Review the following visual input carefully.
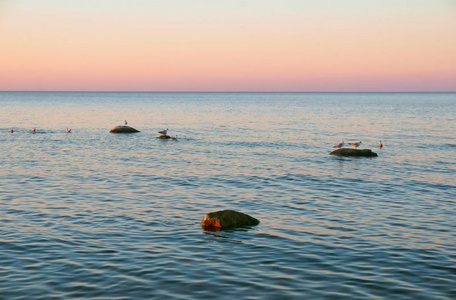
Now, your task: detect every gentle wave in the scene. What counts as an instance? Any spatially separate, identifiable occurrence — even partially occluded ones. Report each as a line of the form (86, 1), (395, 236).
(1, 92), (455, 299)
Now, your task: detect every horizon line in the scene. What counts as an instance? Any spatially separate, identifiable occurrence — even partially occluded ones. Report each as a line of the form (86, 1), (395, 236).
(1, 90), (455, 93)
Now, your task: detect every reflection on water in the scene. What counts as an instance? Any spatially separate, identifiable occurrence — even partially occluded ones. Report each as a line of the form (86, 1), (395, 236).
(0, 92), (455, 299)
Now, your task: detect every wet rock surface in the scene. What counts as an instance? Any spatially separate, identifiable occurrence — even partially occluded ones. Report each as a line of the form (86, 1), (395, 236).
(110, 125), (140, 133)
(201, 210), (260, 230)
(330, 148), (378, 157)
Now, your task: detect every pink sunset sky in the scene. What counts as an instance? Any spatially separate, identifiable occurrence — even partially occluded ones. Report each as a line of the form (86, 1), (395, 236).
(1, 0), (455, 92)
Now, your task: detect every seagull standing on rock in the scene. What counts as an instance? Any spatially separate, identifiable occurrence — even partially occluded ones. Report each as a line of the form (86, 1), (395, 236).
(333, 140), (344, 148)
(348, 141), (362, 148)
(158, 128), (168, 136)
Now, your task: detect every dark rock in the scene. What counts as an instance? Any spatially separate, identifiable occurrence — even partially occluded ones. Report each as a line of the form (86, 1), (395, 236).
(330, 148), (378, 157)
(110, 125), (140, 133)
(201, 210), (260, 230)
(157, 135), (171, 139)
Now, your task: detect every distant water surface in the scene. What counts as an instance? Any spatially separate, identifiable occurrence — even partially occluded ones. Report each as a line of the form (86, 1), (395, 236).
(0, 92), (455, 299)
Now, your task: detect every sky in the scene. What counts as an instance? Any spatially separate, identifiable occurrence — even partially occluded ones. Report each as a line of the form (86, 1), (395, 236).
(1, 0), (455, 92)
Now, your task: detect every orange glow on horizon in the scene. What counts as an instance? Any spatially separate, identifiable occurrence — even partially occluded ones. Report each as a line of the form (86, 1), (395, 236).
(1, 1), (455, 91)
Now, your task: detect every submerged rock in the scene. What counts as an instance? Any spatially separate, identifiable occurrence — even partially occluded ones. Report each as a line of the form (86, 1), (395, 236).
(330, 148), (378, 157)
(157, 135), (171, 139)
(110, 125), (140, 133)
(201, 210), (260, 230)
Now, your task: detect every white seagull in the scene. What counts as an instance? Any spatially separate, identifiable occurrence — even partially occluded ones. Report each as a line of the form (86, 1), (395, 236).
(348, 141), (362, 148)
(378, 141), (383, 148)
(333, 139), (344, 148)
(158, 128), (168, 136)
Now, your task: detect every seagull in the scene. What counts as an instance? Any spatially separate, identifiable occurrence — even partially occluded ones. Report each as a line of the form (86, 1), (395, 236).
(10, 127), (13, 133)
(66, 128), (72, 133)
(31, 128), (36, 133)
(124, 120), (128, 125)
(348, 141), (362, 148)
(333, 140), (344, 148)
(170, 135), (178, 141)
(378, 141), (383, 148)
(158, 128), (168, 136)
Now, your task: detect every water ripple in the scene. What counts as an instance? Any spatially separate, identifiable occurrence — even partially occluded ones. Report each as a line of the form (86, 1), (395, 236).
(1, 92), (455, 299)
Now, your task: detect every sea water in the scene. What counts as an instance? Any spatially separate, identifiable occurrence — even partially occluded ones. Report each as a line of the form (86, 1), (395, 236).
(0, 92), (455, 299)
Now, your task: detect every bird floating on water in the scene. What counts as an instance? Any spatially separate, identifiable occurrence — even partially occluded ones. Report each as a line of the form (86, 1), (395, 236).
(66, 128), (72, 133)
(170, 135), (178, 141)
(124, 120), (128, 125)
(378, 141), (383, 148)
(10, 127), (13, 133)
(348, 141), (362, 148)
(31, 128), (36, 133)
(333, 140), (344, 148)
(158, 128), (168, 136)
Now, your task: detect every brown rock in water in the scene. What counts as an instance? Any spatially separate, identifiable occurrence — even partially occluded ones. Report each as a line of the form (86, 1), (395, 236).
(201, 210), (260, 230)
(110, 125), (140, 133)
(157, 135), (171, 139)
(330, 148), (378, 157)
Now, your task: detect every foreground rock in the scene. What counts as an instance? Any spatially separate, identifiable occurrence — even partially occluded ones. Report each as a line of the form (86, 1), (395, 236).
(201, 210), (260, 230)
(330, 148), (378, 157)
(110, 125), (140, 133)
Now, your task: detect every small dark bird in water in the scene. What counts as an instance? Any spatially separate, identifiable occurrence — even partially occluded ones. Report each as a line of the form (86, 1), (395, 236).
(66, 128), (72, 133)
(31, 128), (36, 133)
(378, 141), (383, 148)
(124, 120), (128, 125)
(10, 127), (13, 133)
(170, 135), (178, 141)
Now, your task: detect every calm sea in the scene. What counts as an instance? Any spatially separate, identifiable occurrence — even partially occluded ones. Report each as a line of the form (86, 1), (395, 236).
(0, 92), (455, 299)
